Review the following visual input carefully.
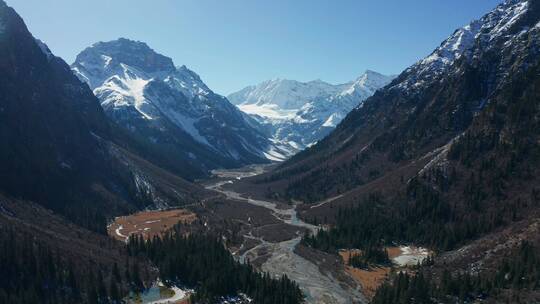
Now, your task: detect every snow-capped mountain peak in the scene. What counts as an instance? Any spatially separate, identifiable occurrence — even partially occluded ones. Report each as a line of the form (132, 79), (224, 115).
(397, 0), (530, 91)
(72, 38), (209, 97)
(72, 39), (217, 119)
(165, 65), (211, 99)
(338, 70), (395, 99)
(355, 70), (393, 90)
(229, 71), (395, 150)
(72, 38), (279, 166)
(76, 38), (176, 73)
(230, 78), (339, 110)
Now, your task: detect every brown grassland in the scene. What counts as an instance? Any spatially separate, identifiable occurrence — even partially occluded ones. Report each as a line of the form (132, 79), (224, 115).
(338, 247), (403, 298)
(108, 209), (197, 242)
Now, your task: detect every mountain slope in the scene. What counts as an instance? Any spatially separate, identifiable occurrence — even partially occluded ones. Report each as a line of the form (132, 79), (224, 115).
(72, 39), (282, 170)
(242, 0), (540, 256)
(247, 1), (540, 301)
(228, 71), (394, 150)
(0, 2), (208, 232)
(0, 192), (156, 304)
(254, 0), (539, 203)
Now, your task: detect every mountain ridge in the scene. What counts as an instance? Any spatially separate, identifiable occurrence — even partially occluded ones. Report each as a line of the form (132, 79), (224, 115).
(72, 38), (289, 172)
(235, 0), (540, 252)
(228, 71), (395, 150)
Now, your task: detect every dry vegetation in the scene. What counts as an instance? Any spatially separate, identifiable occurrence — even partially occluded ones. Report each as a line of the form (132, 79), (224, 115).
(338, 247), (425, 298)
(108, 209), (197, 242)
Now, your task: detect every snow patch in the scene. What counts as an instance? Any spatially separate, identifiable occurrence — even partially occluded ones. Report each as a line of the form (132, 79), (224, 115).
(417, 133), (463, 177)
(100, 54), (112, 67)
(123, 75), (153, 119)
(263, 151), (285, 162)
(146, 282), (190, 304)
(95, 66), (154, 120)
(392, 246), (430, 267)
(322, 113), (341, 127)
(59, 161), (72, 169)
(115, 225), (128, 239)
(167, 111), (210, 146)
(238, 103), (298, 121)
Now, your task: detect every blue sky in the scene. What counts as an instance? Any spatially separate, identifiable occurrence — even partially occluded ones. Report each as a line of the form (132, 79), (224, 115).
(7, 0), (501, 95)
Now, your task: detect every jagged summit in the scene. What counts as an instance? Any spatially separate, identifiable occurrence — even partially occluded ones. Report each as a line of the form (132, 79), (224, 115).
(228, 70), (394, 149)
(72, 38), (283, 166)
(75, 38), (175, 73)
(396, 0), (532, 91)
(354, 70), (393, 88)
(230, 78), (339, 109)
(335, 70), (395, 101)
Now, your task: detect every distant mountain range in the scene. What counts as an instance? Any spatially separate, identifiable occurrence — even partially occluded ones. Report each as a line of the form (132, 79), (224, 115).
(228, 71), (394, 150)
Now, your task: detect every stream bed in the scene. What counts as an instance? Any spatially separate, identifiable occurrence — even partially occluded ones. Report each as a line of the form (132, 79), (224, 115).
(206, 166), (366, 304)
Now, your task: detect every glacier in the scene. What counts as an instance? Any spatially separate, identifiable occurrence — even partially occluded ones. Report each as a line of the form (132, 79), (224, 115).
(228, 70), (395, 150)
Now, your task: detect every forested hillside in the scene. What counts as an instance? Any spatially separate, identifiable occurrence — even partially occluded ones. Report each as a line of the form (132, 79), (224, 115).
(128, 229), (304, 304)
(0, 196), (154, 304)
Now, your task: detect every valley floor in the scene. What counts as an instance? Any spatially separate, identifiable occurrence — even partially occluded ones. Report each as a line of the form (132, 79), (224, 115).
(108, 164), (435, 304)
(205, 165), (366, 304)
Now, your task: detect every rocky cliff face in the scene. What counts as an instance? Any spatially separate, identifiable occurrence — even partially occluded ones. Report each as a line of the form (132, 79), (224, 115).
(72, 39), (287, 167)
